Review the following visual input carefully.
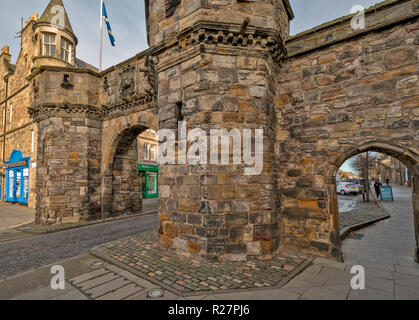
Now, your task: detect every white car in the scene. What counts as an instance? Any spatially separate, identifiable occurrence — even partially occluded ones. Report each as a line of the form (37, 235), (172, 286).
(337, 182), (362, 195)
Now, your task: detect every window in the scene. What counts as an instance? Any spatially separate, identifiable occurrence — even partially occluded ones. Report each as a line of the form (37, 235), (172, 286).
(31, 131), (35, 153)
(176, 102), (183, 122)
(143, 143), (149, 160)
(60, 38), (72, 63)
(150, 145), (156, 161)
(43, 34), (56, 57)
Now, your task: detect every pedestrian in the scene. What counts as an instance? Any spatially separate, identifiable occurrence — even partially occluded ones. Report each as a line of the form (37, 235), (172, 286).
(386, 178), (390, 186)
(374, 179), (382, 200)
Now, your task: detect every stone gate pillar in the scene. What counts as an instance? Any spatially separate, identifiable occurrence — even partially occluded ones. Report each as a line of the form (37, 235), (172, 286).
(147, 0), (294, 260)
(413, 174), (419, 263)
(30, 106), (102, 224)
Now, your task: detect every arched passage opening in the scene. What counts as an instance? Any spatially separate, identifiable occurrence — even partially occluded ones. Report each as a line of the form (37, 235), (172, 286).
(101, 124), (159, 219)
(329, 142), (419, 264)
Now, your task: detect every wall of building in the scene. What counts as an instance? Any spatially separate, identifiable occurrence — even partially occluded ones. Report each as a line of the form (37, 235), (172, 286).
(274, 2), (419, 258)
(0, 21), (38, 208)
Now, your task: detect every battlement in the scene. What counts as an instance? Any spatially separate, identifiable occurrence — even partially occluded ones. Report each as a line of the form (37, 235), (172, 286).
(146, 0), (293, 47)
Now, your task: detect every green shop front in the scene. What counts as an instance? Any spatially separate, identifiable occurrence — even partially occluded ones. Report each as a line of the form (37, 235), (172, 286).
(137, 163), (158, 199)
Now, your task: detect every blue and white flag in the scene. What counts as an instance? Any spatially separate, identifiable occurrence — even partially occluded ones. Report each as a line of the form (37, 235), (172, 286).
(102, 1), (116, 46)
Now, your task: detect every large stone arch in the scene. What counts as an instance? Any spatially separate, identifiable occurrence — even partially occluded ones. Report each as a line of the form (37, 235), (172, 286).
(100, 109), (158, 219)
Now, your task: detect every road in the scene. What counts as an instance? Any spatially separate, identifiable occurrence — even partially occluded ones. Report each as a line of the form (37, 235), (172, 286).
(0, 213), (158, 279)
(338, 194), (358, 213)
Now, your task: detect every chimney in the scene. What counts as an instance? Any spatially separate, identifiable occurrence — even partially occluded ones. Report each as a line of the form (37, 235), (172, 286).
(0, 46), (11, 63)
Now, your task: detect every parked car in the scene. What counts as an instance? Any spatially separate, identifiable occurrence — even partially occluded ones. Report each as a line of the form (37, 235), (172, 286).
(337, 182), (362, 195)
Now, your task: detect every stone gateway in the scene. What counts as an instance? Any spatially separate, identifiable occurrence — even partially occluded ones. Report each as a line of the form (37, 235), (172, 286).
(0, 0), (418, 263)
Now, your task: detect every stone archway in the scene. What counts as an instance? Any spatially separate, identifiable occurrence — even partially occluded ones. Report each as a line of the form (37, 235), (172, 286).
(328, 141), (419, 263)
(100, 110), (159, 220)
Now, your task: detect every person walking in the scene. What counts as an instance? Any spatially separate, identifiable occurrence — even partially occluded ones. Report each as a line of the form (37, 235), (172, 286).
(374, 179), (382, 200)
(386, 178), (390, 186)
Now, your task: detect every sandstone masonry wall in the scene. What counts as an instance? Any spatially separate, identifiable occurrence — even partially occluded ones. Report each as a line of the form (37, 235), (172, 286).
(276, 7), (419, 259)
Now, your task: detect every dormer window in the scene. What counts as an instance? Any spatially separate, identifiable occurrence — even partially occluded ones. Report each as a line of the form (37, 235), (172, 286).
(42, 34), (56, 57)
(60, 38), (72, 63)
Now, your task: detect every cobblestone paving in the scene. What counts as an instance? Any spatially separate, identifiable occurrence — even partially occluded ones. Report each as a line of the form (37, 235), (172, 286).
(92, 232), (312, 296)
(339, 196), (389, 230)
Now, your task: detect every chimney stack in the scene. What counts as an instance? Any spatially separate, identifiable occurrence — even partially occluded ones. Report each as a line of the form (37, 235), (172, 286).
(0, 46), (11, 63)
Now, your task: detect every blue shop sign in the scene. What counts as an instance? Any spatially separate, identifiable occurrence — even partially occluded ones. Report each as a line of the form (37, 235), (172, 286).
(5, 150), (30, 204)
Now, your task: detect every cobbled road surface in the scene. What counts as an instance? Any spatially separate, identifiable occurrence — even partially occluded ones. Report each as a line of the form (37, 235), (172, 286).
(0, 214), (158, 279)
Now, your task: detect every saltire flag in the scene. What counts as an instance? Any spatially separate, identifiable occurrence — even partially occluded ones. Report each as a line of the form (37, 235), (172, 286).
(102, 1), (116, 46)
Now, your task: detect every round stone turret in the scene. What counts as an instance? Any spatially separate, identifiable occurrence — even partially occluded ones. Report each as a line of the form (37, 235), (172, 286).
(33, 0), (77, 69)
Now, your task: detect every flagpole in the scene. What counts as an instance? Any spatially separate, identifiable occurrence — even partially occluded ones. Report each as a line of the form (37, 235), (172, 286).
(99, 0), (104, 72)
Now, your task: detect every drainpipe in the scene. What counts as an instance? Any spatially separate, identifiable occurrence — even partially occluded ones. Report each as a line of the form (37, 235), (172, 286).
(2, 74), (9, 202)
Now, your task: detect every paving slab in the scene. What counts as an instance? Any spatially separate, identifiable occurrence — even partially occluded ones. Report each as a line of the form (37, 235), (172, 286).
(11, 283), (74, 300)
(395, 284), (419, 300)
(96, 283), (145, 300)
(347, 287), (394, 300)
(50, 289), (89, 300)
(299, 286), (349, 300)
(85, 278), (132, 299)
(213, 288), (300, 300)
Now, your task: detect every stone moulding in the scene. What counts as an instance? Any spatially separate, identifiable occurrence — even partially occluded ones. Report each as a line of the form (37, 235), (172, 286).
(28, 94), (156, 123)
(155, 22), (288, 72)
(28, 103), (102, 122)
(101, 94), (155, 119)
(176, 21), (288, 64)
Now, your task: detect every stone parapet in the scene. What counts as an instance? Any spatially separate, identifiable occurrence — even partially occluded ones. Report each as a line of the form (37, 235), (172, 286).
(287, 0), (419, 57)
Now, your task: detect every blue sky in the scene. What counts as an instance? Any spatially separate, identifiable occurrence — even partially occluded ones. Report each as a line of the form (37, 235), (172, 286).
(1, 0), (381, 69)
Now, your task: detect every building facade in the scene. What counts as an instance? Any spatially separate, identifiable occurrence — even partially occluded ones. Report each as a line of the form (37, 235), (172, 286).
(380, 155), (412, 186)
(137, 130), (159, 199)
(1, 0), (418, 262)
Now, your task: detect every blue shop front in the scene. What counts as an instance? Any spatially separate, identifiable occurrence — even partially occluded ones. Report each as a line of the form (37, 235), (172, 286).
(4, 150), (30, 204)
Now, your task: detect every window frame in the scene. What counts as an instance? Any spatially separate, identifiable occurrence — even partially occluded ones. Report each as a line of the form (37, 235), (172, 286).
(42, 33), (57, 58)
(150, 145), (156, 161)
(60, 37), (72, 63)
(143, 143), (149, 161)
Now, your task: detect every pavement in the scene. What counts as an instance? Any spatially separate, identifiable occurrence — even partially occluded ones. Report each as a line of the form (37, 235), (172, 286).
(1, 185), (418, 300)
(0, 202), (34, 232)
(339, 193), (390, 236)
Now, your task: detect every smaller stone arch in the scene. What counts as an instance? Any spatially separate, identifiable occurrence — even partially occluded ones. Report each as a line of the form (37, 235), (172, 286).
(100, 110), (159, 219)
(329, 141), (419, 177)
(328, 141), (419, 263)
